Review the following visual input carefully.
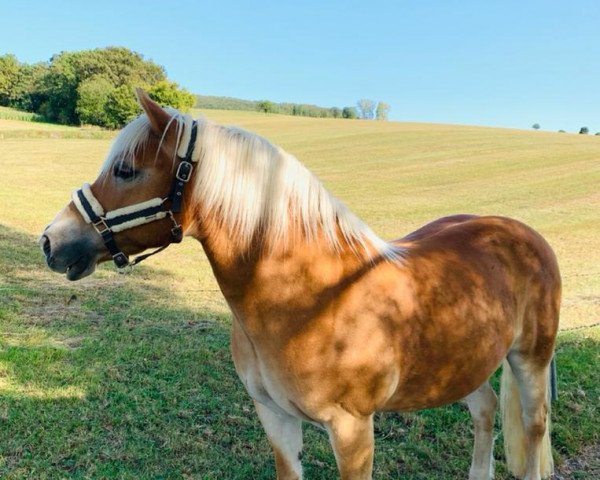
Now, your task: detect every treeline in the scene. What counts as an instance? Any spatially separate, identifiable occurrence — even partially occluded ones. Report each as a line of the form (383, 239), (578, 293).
(0, 47), (195, 128)
(196, 95), (391, 120)
(196, 95), (358, 118)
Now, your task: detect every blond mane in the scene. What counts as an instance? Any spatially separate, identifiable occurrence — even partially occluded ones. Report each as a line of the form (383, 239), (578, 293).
(103, 110), (403, 261)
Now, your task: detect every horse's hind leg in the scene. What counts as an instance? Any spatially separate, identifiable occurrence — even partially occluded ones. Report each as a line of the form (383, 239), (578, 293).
(326, 410), (374, 480)
(464, 381), (497, 480)
(254, 401), (303, 480)
(504, 353), (553, 480)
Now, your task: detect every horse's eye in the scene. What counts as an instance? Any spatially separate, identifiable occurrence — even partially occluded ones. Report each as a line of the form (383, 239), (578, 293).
(113, 163), (138, 180)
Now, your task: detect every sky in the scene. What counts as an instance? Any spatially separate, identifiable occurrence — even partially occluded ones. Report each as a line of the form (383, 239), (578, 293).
(1, 0), (599, 132)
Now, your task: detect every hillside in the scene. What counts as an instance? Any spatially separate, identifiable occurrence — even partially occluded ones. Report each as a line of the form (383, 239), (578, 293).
(2, 108), (599, 329)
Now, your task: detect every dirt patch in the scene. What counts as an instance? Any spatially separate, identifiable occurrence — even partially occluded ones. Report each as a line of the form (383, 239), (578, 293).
(22, 293), (104, 327)
(553, 444), (600, 479)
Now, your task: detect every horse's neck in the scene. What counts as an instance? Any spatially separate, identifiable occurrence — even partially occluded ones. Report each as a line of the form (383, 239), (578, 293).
(192, 215), (365, 321)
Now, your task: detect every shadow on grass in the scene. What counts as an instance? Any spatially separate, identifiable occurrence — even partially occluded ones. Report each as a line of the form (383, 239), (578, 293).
(0, 224), (598, 479)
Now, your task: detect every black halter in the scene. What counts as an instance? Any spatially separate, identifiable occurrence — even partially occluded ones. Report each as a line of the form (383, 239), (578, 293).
(73, 121), (198, 271)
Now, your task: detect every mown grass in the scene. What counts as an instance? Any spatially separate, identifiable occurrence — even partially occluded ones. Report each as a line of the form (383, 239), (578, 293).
(0, 111), (599, 478)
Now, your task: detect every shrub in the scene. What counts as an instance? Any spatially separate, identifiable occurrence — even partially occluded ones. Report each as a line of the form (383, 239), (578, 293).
(104, 85), (139, 129)
(149, 80), (195, 111)
(257, 100), (275, 114)
(342, 107), (358, 119)
(76, 76), (113, 126)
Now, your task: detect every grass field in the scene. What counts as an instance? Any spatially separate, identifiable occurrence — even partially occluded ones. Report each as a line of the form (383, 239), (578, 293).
(0, 109), (598, 478)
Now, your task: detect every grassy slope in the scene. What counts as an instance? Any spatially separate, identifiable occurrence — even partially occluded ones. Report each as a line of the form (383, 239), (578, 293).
(0, 111), (598, 478)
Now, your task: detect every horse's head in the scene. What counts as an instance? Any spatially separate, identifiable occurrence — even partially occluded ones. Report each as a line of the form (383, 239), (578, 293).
(40, 89), (197, 280)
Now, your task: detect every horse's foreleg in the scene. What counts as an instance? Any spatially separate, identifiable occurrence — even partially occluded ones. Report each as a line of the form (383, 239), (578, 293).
(326, 411), (374, 480)
(464, 381), (497, 480)
(254, 401), (303, 480)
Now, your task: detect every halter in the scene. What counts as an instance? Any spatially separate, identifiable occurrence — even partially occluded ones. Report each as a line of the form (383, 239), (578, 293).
(72, 119), (198, 271)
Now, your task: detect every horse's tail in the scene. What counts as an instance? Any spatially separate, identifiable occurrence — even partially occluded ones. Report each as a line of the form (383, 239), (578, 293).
(500, 359), (554, 479)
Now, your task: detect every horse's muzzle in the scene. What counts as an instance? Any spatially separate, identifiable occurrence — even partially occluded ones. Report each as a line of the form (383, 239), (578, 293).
(39, 233), (98, 281)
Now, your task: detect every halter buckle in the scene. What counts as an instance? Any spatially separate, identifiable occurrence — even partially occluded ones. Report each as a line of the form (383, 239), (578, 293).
(171, 225), (183, 243)
(93, 218), (110, 235)
(167, 211), (183, 243)
(112, 252), (129, 269)
(175, 161), (193, 183)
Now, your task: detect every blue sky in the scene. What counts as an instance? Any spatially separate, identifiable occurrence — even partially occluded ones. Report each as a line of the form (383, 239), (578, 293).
(2, 1), (599, 132)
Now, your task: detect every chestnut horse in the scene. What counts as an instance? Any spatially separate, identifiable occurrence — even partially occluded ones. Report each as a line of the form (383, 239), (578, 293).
(41, 90), (560, 480)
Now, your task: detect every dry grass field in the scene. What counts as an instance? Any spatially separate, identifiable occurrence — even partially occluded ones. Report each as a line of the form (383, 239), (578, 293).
(0, 110), (598, 478)
(3, 108), (598, 328)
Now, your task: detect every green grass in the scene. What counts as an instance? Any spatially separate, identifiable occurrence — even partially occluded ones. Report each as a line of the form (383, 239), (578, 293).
(0, 106), (45, 123)
(0, 111), (599, 478)
(0, 106), (114, 140)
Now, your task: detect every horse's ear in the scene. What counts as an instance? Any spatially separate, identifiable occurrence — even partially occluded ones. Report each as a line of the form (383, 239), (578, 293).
(136, 88), (171, 136)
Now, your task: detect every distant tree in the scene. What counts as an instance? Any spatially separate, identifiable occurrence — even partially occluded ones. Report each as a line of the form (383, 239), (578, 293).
(37, 47), (167, 125)
(149, 80), (195, 111)
(532, 123), (540, 130)
(0, 57), (49, 112)
(596, 132), (600, 136)
(0, 54), (20, 106)
(76, 75), (113, 126)
(558, 129), (566, 133)
(104, 84), (140, 129)
(330, 107), (342, 118)
(579, 126), (589, 134)
(357, 99), (375, 119)
(342, 106), (358, 119)
(13, 62), (48, 112)
(257, 100), (275, 114)
(376, 102), (391, 121)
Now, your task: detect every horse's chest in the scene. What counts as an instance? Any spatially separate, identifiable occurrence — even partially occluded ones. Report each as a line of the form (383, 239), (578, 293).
(230, 318), (304, 419)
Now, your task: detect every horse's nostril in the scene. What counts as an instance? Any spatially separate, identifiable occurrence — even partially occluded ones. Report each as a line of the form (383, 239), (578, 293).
(42, 235), (51, 257)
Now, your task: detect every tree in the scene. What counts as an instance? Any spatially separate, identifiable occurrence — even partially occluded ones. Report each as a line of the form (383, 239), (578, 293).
(342, 106), (358, 119)
(40, 47), (168, 125)
(257, 100), (275, 114)
(357, 99), (375, 119)
(532, 123), (540, 130)
(0, 56), (48, 112)
(376, 102), (390, 121)
(104, 84), (140, 129)
(579, 127), (589, 134)
(0, 47), (194, 128)
(330, 107), (342, 118)
(76, 76), (113, 126)
(0, 54), (20, 106)
(149, 80), (195, 111)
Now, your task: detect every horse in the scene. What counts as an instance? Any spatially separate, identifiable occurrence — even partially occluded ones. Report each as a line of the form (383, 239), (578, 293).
(40, 89), (560, 480)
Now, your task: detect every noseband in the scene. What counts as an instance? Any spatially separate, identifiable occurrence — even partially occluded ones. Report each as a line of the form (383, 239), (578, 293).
(72, 119), (198, 271)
